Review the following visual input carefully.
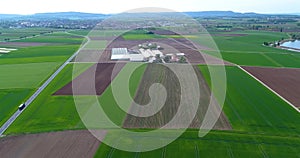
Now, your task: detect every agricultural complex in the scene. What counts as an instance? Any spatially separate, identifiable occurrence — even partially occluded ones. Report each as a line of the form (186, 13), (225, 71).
(0, 10), (300, 158)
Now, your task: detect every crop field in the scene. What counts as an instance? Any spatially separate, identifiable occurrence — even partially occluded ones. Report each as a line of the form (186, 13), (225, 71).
(200, 66), (300, 135)
(4, 62), (146, 134)
(93, 65), (300, 157)
(3, 63), (92, 134)
(123, 64), (231, 130)
(243, 66), (300, 109)
(0, 45), (81, 64)
(0, 28), (62, 41)
(0, 30), (85, 128)
(16, 32), (84, 44)
(0, 62), (61, 88)
(54, 63), (126, 95)
(0, 130), (100, 158)
(201, 31), (300, 68)
(1, 26), (300, 158)
(95, 130), (300, 158)
(0, 89), (33, 126)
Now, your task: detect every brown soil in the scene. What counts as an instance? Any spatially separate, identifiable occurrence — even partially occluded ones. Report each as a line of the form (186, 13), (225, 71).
(122, 64), (232, 130)
(243, 66), (300, 108)
(54, 63), (125, 95)
(0, 130), (100, 158)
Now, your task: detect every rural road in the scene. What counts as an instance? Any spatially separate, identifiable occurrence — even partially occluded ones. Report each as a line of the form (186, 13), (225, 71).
(0, 35), (90, 136)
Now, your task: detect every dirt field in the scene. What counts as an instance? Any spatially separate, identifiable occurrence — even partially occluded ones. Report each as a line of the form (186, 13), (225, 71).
(0, 130), (100, 158)
(54, 63), (125, 95)
(243, 66), (300, 108)
(122, 64), (232, 130)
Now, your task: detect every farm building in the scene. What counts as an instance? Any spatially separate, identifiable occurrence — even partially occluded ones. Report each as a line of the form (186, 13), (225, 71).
(129, 54), (145, 62)
(111, 48), (145, 62)
(111, 48), (130, 60)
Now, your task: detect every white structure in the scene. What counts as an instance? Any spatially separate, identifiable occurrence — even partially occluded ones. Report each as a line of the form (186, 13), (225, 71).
(111, 48), (145, 62)
(129, 54), (145, 62)
(176, 53), (185, 57)
(139, 49), (163, 58)
(111, 48), (130, 60)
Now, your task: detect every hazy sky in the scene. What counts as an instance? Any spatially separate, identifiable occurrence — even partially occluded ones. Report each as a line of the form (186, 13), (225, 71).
(0, 0), (299, 14)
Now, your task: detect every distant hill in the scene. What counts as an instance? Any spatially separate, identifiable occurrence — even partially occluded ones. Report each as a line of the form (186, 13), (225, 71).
(184, 11), (267, 17)
(0, 14), (22, 19)
(0, 11), (299, 20)
(30, 12), (108, 20)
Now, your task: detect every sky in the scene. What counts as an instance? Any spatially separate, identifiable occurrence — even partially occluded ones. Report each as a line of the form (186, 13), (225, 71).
(0, 0), (299, 15)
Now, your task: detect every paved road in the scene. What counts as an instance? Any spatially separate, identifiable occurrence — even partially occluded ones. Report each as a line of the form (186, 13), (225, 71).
(0, 36), (89, 136)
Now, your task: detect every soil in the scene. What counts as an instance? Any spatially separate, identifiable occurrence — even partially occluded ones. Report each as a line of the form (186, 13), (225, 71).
(54, 63), (125, 95)
(0, 130), (100, 158)
(122, 64), (232, 130)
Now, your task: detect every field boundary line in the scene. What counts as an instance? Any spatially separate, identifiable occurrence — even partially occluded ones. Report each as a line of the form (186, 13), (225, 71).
(238, 66), (300, 113)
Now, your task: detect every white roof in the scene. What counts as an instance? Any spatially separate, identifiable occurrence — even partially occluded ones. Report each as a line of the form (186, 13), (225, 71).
(130, 54), (144, 61)
(112, 48), (128, 55)
(111, 48), (129, 60)
(176, 53), (185, 56)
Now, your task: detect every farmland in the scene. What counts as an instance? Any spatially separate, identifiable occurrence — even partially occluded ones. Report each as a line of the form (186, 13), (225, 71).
(243, 66), (300, 109)
(1, 13), (300, 158)
(0, 130), (100, 158)
(4, 62), (147, 134)
(0, 29), (85, 128)
(93, 65), (300, 157)
(123, 64), (231, 130)
(202, 31), (300, 68)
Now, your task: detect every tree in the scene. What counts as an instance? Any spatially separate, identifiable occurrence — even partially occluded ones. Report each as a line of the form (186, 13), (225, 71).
(154, 54), (162, 63)
(263, 42), (269, 46)
(164, 56), (171, 63)
(179, 57), (187, 63)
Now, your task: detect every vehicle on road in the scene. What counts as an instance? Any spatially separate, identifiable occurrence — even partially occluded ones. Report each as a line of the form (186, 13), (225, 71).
(18, 103), (25, 111)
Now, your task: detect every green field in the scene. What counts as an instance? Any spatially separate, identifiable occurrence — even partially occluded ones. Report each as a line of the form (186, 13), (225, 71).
(16, 32), (83, 44)
(200, 66), (300, 135)
(201, 31), (300, 68)
(93, 65), (300, 157)
(4, 63), (147, 134)
(95, 130), (300, 158)
(0, 89), (33, 126)
(0, 45), (80, 64)
(0, 30), (84, 127)
(0, 62), (62, 89)
(1, 27), (300, 157)
(0, 28), (62, 41)
(122, 29), (164, 40)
